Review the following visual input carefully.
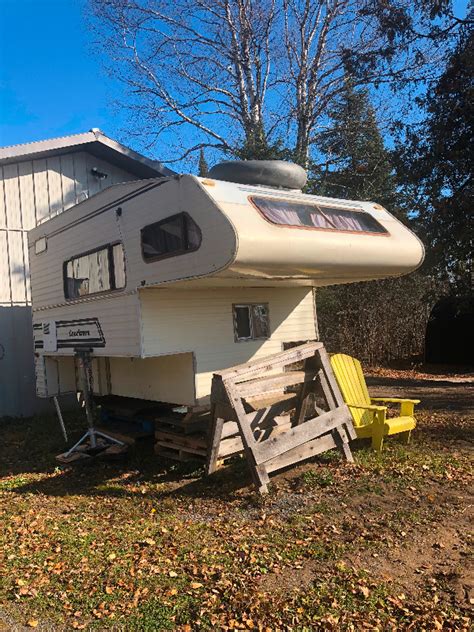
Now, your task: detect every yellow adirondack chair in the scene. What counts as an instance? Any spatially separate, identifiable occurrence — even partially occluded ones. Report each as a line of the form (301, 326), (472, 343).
(330, 353), (420, 453)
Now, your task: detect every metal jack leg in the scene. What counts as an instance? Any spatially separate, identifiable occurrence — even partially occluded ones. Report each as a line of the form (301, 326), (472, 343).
(65, 350), (125, 458)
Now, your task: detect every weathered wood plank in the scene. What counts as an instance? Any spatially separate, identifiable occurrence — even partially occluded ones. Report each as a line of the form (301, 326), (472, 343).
(332, 425), (354, 463)
(252, 406), (350, 465)
(206, 404), (225, 475)
(218, 435), (244, 458)
(225, 379), (270, 491)
(265, 433), (338, 473)
(245, 391), (296, 411)
(237, 371), (317, 397)
(208, 343), (354, 493)
(319, 368), (336, 409)
(156, 440), (207, 457)
(217, 342), (323, 381)
(318, 347), (345, 407)
(154, 430), (208, 450)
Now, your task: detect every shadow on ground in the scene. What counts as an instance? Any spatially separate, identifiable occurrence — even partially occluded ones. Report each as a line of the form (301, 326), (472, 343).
(366, 376), (474, 413)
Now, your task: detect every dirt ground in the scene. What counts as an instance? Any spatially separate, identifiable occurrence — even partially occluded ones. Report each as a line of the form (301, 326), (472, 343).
(366, 370), (474, 415)
(0, 368), (472, 630)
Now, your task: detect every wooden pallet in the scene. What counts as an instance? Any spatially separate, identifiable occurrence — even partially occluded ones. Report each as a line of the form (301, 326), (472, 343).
(206, 342), (356, 493)
(153, 406), (211, 461)
(154, 428), (208, 461)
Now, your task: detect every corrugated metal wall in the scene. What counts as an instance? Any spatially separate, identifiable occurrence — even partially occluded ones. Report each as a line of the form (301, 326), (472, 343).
(0, 151), (136, 417)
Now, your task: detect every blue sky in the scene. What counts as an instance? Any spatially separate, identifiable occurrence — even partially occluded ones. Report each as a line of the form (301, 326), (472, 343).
(0, 0), (469, 165)
(0, 0), (126, 149)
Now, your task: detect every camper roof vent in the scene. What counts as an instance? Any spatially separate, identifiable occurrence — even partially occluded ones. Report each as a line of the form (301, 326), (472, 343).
(208, 160), (307, 190)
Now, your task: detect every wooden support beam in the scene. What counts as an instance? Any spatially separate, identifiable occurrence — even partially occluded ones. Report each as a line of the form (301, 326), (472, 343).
(218, 342), (324, 381)
(206, 403), (225, 475)
(237, 371), (317, 397)
(252, 406), (349, 466)
(265, 433), (338, 473)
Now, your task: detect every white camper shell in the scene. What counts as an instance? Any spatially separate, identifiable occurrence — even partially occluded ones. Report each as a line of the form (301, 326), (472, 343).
(28, 173), (424, 406)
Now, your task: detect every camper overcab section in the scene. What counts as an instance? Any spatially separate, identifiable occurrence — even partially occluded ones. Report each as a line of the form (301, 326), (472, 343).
(28, 166), (424, 407)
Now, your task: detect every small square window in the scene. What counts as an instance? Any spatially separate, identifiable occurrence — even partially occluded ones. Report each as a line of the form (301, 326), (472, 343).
(233, 303), (269, 341)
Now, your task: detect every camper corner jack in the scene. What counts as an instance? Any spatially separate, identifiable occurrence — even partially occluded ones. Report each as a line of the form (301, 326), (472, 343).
(64, 349), (125, 458)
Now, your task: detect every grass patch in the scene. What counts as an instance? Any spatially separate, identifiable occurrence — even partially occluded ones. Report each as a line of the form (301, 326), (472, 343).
(0, 407), (472, 629)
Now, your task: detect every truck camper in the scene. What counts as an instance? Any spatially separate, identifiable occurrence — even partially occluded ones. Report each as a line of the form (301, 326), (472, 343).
(28, 160), (424, 409)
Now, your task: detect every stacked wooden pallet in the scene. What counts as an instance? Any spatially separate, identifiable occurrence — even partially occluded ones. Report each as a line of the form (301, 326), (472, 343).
(153, 396), (298, 463)
(154, 408), (210, 461)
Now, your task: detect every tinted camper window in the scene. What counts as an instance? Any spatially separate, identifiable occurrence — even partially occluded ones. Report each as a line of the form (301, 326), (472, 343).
(251, 197), (388, 234)
(141, 212), (201, 262)
(64, 243), (126, 299)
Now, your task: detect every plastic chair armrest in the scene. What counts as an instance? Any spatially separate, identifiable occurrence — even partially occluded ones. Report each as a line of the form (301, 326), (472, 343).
(351, 403), (387, 412)
(371, 398), (420, 404)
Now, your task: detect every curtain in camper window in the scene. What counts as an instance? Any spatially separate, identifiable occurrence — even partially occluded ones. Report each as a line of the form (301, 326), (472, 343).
(252, 197), (388, 234)
(112, 243), (126, 289)
(67, 248), (110, 297)
(308, 210), (333, 229)
(252, 304), (269, 338)
(320, 207), (380, 232)
(64, 243), (126, 299)
(256, 201), (304, 226)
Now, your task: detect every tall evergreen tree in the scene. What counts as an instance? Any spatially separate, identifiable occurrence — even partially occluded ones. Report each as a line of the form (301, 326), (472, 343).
(311, 77), (434, 362)
(398, 27), (473, 293)
(311, 78), (398, 213)
(198, 149), (209, 177)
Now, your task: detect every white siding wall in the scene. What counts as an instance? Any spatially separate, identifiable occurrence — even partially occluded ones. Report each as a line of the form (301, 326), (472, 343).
(140, 287), (317, 403)
(32, 292), (141, 358)
(0, 151), (137, 417)
(109, 354), (196, 404)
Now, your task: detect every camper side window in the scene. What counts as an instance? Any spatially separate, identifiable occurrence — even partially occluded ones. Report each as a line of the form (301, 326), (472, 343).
(233, 304), (269, 341)
(64, 243), (126, 299)
(251, 197), (388, 234)
(141, 212), (202, 262)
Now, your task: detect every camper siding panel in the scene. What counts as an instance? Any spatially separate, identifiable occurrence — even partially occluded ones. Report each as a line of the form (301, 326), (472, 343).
(108, 354), (195, 404)
(140, 287), (317, 402)
(119, 177), (236, 290)
(29, 210), (125, 309)
(32, 293), (141, 358)
(35, 356), (48, 397)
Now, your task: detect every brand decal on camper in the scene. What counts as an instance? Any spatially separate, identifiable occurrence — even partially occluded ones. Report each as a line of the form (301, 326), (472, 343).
(68, 328), (91, 337)
(33, 318), (106, 349)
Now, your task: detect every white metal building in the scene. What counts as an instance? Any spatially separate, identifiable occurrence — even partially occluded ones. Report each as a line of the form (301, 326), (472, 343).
(0, 130), (170, 417)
